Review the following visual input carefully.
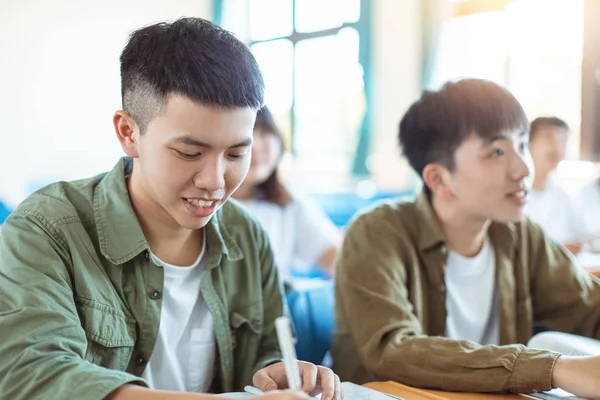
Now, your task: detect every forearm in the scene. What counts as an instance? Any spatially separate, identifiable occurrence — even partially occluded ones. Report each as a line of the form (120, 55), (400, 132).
(106, 385), (223, 400)
(360, 335), (559, 393)
(316, 245), (338, 277)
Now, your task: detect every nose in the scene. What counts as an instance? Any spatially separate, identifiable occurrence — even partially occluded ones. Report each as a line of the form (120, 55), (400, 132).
(193, 156), (225, 194)
(511, 150), (532, 182)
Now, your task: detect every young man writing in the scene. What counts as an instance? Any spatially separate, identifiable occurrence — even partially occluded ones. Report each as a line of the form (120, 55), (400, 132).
(333, 79), (600, 398)
(0, 18), (341, 400)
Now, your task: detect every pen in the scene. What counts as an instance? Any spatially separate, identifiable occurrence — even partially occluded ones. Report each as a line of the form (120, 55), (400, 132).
(275, 316), (303, 391)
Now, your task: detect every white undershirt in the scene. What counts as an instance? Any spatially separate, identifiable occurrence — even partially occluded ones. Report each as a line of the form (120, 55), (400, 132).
(525, 177), (582, 243)
(142, 236), (216, 392)
(445, 237), (499, 345)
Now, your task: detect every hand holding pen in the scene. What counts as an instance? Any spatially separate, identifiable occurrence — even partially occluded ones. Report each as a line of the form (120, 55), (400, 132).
(249, 317), (342, 400)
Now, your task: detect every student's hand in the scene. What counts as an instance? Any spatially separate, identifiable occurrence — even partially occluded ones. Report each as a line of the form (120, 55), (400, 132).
(250, 390), (310, 400)
(552, 355), (600, 397)
(253, 361), (342, 400)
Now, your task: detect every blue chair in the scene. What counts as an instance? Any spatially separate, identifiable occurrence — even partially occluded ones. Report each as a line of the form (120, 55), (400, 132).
(286, 280), (335, 365)
(0, 201), (11, 225)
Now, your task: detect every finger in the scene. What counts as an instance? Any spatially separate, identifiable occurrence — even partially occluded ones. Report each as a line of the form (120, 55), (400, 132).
(299, 362), (318, 394)
(315, 366), (336, 400)
(253, 368), (279, 392)
(333, 373), (342, 400)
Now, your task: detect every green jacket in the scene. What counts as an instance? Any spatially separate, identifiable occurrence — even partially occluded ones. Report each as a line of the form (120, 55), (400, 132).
(333, 190), (600, 394)
(0, 158), (284, 400)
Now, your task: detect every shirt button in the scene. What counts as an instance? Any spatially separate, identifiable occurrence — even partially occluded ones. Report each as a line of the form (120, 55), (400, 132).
(150, 289), (161, 300)
(136, 355), (146, 366)
(144, 251), (150, 260)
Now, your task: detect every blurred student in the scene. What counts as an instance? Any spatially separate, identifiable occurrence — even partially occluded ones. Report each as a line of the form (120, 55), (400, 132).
(524, 117), (583, 252)
(333, 79), (600, 398)
(233, 107), (340, 281)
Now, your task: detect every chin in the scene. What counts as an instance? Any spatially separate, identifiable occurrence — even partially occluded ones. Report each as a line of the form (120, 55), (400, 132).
(493, 212), (524, 224)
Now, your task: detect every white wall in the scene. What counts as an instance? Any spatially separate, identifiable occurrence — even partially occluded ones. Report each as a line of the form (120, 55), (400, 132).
(0, 0), (212, 206)
(368, 0), (421, 191)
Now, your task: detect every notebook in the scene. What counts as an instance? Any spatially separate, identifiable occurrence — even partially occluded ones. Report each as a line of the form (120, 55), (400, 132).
(522, 388), (599, 400)
(218, 381), (404, 400)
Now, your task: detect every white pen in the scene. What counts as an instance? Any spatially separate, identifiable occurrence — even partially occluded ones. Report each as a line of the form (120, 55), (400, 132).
(275, 316), (303, 391)
(244, 385), (264, 396)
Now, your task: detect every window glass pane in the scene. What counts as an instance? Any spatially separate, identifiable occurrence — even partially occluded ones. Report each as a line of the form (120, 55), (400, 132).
(294, 28), (364, 165)
(505, 0), (583, 159)
(251, 39), (294, 141)
(430, 11), (508, 88)
(251, 39), (294, 111)
(249, 0), (293, 41)
(295, 0), (361, 33)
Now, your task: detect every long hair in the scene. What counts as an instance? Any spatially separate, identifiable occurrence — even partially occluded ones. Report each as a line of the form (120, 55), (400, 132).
(254, 107), (292, 206)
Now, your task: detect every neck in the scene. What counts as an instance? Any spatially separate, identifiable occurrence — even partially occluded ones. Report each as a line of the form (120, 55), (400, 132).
(533, 172), (549, 191)
(127, 169), (203, 265)
(432, 196), (490, 257)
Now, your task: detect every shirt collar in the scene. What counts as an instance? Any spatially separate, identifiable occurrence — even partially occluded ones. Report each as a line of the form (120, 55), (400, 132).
(94, 157), (243, 265)
(414, 188), (517, 252)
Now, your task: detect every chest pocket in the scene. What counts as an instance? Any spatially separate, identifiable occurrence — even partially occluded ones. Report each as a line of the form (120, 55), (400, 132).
(76, 298), (137, 371)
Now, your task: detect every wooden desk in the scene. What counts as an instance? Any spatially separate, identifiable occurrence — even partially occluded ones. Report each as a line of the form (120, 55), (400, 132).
(364, 381), (524, 400)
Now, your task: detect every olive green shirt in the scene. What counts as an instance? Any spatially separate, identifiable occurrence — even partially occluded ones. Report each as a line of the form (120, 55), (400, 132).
(333, 190), (600, 394)
(0, 158), (284, 400)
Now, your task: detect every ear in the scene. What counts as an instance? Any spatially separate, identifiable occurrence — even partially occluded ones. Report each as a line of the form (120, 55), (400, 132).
(113, 110), (140, 158)
(422, 163), (454, 201)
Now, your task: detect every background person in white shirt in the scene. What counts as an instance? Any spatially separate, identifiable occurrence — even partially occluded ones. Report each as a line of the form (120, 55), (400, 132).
(575, 179), (600, 246)
(233, 107), (340, 281)
(524, 117), (583, 253)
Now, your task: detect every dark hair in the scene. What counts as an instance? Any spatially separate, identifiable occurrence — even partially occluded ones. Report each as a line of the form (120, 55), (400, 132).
(120, 17), (264, 133)
(529, 117), (569, 142)
(254, 106), (292, 206)
(399, 79), (528, 180)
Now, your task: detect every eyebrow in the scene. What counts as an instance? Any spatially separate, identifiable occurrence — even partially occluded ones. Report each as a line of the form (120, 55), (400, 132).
(481, 130), (528, 148)
(171, 135), (253, 149)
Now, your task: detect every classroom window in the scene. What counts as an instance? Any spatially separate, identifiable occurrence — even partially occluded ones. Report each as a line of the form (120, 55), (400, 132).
(219, 0), (370, 173)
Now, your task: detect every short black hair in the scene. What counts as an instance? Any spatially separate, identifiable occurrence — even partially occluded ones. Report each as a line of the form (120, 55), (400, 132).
(529, 117), (569, 142)
(399, 79), (528, 179)
(120, 17), (264, 133)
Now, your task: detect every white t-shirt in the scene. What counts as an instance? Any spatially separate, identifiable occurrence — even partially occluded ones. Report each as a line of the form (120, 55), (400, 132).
(575, 179), (600, 240)
(239, 191), (340, 280)
(142, 236), (216, 392)
(445, 237), (499, 345)
(524, 177), (582, 243)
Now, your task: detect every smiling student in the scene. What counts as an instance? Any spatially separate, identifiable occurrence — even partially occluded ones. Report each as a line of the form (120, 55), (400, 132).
(333, 79), (600, 398)
(0, 18), (341, 400)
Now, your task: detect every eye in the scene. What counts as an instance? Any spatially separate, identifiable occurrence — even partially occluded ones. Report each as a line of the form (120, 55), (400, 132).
(519, 142), (529, 153)
(175, 150), (200, 160)
(492, 148), (504, 157)
(227, 149), (250, 161)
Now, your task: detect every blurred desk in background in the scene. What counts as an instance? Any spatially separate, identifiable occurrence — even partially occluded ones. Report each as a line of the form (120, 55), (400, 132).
(578, 252), (600, 278)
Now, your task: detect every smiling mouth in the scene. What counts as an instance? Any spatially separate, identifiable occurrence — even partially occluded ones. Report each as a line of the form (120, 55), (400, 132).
(507, 190), (527, 199)
(186, 198), (218, 207)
